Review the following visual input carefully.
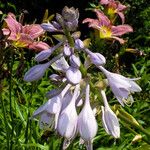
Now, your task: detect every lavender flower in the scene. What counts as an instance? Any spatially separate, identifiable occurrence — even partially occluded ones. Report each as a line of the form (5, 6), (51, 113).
(99, 66), (142, 106)
(57, 84), (80, 139)
(77, 84), (98, 146)
(101, 90), (120, 138)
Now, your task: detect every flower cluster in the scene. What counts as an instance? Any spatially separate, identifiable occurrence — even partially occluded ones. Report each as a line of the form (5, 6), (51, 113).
(24, 5), (141, 150)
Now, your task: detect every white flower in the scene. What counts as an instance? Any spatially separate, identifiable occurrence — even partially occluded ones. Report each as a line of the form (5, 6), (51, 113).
(100, 90), (120, 138)
(57, 84), (80, 139)
(24, 62), (50, 82)
(99, 66), (142, 106)
(77, 84), (98, 142)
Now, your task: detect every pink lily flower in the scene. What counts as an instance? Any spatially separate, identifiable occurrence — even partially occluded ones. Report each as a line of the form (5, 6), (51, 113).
(83, 10), (133, 44)
(2, 13), (50, 51)
(100, 0), (127, 24)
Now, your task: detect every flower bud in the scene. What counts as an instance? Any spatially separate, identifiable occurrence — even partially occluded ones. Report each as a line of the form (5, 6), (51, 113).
(100, 90), (120, 138)
(62, 6), (79, 22)
(35, 42), (62, 62)
(51, 56), (69, 72)
(56, 13), (64, 27)
(77, 84), (98, 141)
(57, 84), (80, 139)
(35, 49), (52, 62)
(75, 39), (84, 49)
(41, 23), (57, 32)
(101, 106), (120, 138)
(66, 67), (82, 85)
(24, 62), (50, 82)
(70, 54), (81, 68)
(63, 44), (71, 56)
(85, 49), (106, 66)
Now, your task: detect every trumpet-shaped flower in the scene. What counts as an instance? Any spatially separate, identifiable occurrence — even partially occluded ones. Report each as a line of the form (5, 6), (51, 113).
(100, 0), (127, 24)
(32, 84), (71, 129)
(101, 90), (120, 138)
(99, 66), (142, 106)
(2, 13), (49, 50)
(77, 84), (98, 143)
(57, 84), (80, 139)
(83, 10), (133, 44)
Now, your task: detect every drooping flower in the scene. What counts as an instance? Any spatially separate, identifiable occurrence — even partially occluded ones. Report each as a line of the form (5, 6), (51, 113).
(2, 12), (49, 50)
(83, 10), (133, 44)
(57, 84), (80, 139)
(100, 0), (127, 24)
(100, 90), (120, 138)
(99, 66), (142, 106)
(77, 84), (98, 148)
(31, 84), (71, 129)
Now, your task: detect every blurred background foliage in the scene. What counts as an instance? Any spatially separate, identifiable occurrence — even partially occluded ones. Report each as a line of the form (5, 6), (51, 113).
(0, 0), (150, 150)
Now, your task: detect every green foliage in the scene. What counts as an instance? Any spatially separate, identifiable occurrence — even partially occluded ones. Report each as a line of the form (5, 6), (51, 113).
(0, 0), (150, 150)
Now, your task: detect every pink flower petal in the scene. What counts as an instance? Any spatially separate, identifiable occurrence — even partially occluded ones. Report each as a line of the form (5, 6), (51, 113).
(112, 25), (133, 36)
(4, 13), (22, 34)
(22, 24), (44, 39)
(28, 41), (50, 51)
(94, 10), (111, 26)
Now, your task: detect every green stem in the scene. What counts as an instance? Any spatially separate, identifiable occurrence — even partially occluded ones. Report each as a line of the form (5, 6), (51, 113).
(63, 27), (74, 48)
(9, 49), (14, 150)
(0, 85), (10, 149)
(25, 82), (34, 148)
(118, 112), (150, 138)
(120, 121), (150, 144)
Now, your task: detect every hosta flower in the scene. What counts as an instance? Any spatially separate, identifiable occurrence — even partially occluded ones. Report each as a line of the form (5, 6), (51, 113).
(2, 13), (49, 50)
(100, 0), (127, 24)
(24, 62), (51, 82)
(62, 6), (79, 31)
(99, 66), (142, 106)
(83, 10), (133, 44)
(66, 67), (82, 85)
(77, 84), (98, 147)
(69, 54), (81, 68)
(57, 84), (80, 139)
(41, 21), (62, 32)
(101, 90), (120, 138)
(32, 84), (71, 129)
(51, 56), (69, 72)
(75, 39), (84, 49)
(85, 48), (106, 66)
(35, 42), (62, 62)
(63, 43), (72, 56)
